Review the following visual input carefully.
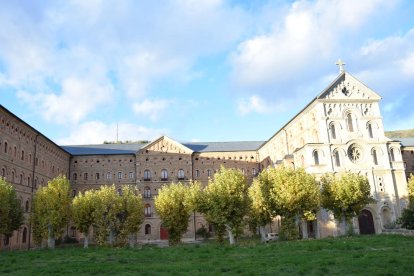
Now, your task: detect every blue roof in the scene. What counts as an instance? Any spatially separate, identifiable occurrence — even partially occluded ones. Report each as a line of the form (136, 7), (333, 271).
(61, 141), (265, 156)
(396, 138), (414, 147)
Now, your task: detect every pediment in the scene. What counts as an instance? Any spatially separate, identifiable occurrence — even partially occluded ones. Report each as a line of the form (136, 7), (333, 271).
(139, 135), (193, 154)
(318, 72), (381, 101)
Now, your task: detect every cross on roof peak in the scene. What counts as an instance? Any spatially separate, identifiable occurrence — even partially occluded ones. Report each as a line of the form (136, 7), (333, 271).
(335, 59), (346, 74)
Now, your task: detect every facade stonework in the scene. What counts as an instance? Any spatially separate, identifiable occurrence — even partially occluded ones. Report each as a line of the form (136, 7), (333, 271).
(0, 71), (411, 249)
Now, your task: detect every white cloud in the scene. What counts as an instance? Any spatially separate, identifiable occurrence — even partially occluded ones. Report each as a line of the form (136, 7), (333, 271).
(132, 98), (170, 121)
(57, 120), (166, 145)
(237, 95), (288, 116)
(17, 77), (113, 124)
(230, 0), (389, 91)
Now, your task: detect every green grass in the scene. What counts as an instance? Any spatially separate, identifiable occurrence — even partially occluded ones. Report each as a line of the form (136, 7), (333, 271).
(385, 128), (414, 139)
(1, 235), (413, 275)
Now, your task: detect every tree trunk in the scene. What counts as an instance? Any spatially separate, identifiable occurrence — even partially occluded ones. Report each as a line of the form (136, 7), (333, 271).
(47, 224), (55, 249)
(259, 225), (266, 241)
(83, 234), (89, 248)
(226, 225), (235, 245)
(128, 234), (135, 248)
(341, 211), (347, 236)
(301, 220), (308, 239)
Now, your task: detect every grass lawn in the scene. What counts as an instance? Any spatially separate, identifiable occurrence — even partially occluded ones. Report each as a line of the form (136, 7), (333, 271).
(1, 234), (413, 275)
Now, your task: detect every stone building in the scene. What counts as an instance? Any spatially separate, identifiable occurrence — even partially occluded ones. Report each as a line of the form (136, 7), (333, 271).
(0, 67), (410, 249)
(399, 138), (414, 179)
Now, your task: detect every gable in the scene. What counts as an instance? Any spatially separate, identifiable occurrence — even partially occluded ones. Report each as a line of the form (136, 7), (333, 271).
(318, 72), (382, 101)
(139, 135), (193, 154)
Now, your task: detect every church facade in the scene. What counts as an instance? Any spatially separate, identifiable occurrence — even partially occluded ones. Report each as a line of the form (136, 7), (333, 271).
(0, 70), (409, 249)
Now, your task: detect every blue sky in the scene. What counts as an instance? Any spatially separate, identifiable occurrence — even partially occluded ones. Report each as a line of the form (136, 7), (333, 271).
(1, 0), (414, 145)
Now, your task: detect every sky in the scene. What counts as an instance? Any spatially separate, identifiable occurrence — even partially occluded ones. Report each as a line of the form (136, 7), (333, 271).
(1, 0), (414, 145)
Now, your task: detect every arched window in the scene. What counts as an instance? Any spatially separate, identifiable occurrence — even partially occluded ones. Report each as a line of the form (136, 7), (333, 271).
(11, 171), (15, 183)
(22, 227), (27, 243)
(1, 167), (5, 178)
(334, 150), (341, 167)
(346, 113), (354, 132)
(144, 204), (151, 217)
(34, 178), (37, 189)
(19, 174), (23, 184)
(329, 124), (337, 139)
(390, 148), (396, 162)
(4, 142), (7, 153)
(144, 186), (151, 198)
(372, 148), (378, 165)
(73, 173), (77, 180)
(144, 170), (151, 181)
(145, 224), (151, 235)
(161, 169), (168, 181)
(25, 199), (29, 212)
(313, 151), (319, 165)
(27, 176), (31, 186)
(367, 122), (374, 138)
(178, 169), (185, 180)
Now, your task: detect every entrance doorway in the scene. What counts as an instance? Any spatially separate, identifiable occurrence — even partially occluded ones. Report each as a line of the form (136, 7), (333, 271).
(160, 225), (169, 240)
(358, 209), (375, 234)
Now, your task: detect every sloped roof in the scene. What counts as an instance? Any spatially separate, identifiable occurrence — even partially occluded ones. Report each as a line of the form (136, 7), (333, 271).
(396, 138), (414, 147)
(61, 141), (265, 156)
(183, 141), (265, 152)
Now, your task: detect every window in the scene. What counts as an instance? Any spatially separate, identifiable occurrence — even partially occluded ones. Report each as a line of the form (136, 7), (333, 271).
(161, 169), (168, 181)
(1, 167), (5, 178)
(195, 170), (200, 177)
(22, 227), (27, 243)
(329, 123), (337, 139)
(334, 150), (340, 167)
(129, 172), (134, 179)
(118, 172), (122, 179)
(4, 142), (7, 153)
(73, 173), (77, 180)
(207, 169), (211, 177)
(95, 173), (100, 180)
(252, 168), (256, 176)
(145, 224), (151, 235)
(178, 169), (185, 180)
(20, 174), (23, 184)
(144, 170), (151, 181)
(367, 123), (373, 138)
(106, 172), (111, 180)
(27, 176), (30, 186)
(144, 186), (151, 198)
(346, 113), (354, 132)
(144, 204), (151, 217)
(241, 168), (245, 174)
(372, 149), (378, 165)
(21, 150), (24, 160)
(390, 148), (396, 162)
(25, 200), (29, 212)
(313, 151), (319, 165)
(84, 173), (88, 180)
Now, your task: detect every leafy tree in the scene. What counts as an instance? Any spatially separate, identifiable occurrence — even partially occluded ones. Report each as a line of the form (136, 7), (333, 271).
(321, 172), (375, 235)
(31, 176), (71, 249)
(201, 167), (250, 245)
(407, 174), (414, 205)
(270, 167), (320, 239)
(117, 185), (144, 247)
(72, 190), (97, 248)
(0, 178), (24, 240)
(92, 185), (143, 246)
(248, 169), (279, 241)
(155, 182), (200, 245)
(399, 174), (414, 230)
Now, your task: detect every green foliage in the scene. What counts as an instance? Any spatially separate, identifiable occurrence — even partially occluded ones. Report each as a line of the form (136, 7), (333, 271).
(92, 185), (143, 246)
(279, 217), (300, 241)
(407, 174), (414, 205)
(321, 172), (375, 221)
(0, 178), (24, 238)
(155, 182), (197, 245)
(270, 167), (320, 220)
(195, 225), (210, 240)
(72, 190), (97, 236)
(31, 175), (71, 248)
(399, 206), (414, 230)
(201, 166), (250, 244)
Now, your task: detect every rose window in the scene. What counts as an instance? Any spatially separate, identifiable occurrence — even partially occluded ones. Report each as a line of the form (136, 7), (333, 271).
(348, 144), (363, 163)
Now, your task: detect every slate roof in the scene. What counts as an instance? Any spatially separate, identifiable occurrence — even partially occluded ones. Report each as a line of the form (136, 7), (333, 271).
(395, 138), (414, 147)
(62, 141), (265, 156)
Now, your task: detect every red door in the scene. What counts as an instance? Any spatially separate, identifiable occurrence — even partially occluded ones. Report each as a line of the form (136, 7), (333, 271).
(160, 226), (169, 240)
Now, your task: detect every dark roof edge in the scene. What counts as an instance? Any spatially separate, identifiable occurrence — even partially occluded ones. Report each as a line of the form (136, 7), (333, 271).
(0, 105), (71, 156)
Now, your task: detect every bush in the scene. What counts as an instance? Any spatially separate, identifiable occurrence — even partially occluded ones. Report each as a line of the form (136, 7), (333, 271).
(279, 217), (299, 241)
(398, 206), (414, 230)
(196, 226), (210, 240)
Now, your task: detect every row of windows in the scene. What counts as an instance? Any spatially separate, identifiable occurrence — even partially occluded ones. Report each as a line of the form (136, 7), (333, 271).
(329, 119), (377, 140)
(1, 167), (45, 188)
(73, 172), (135, 181)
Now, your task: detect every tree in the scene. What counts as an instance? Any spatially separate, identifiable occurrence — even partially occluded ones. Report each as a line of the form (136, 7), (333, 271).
(399, 174), (414, 229)
(72, 190), (97, 248)
(248, 169), (278, 241)
(407, 174), (414, 205)
(117, 185), (144, 247)
(0, 178), (24, 240)
(31, 176), (71, 249)
(155, 182), (199, 245)
(321, 172), (375, 235)
(270, 167), (320, 239)
(92, 185), (143, 246)
(201, 167), (250, 245)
